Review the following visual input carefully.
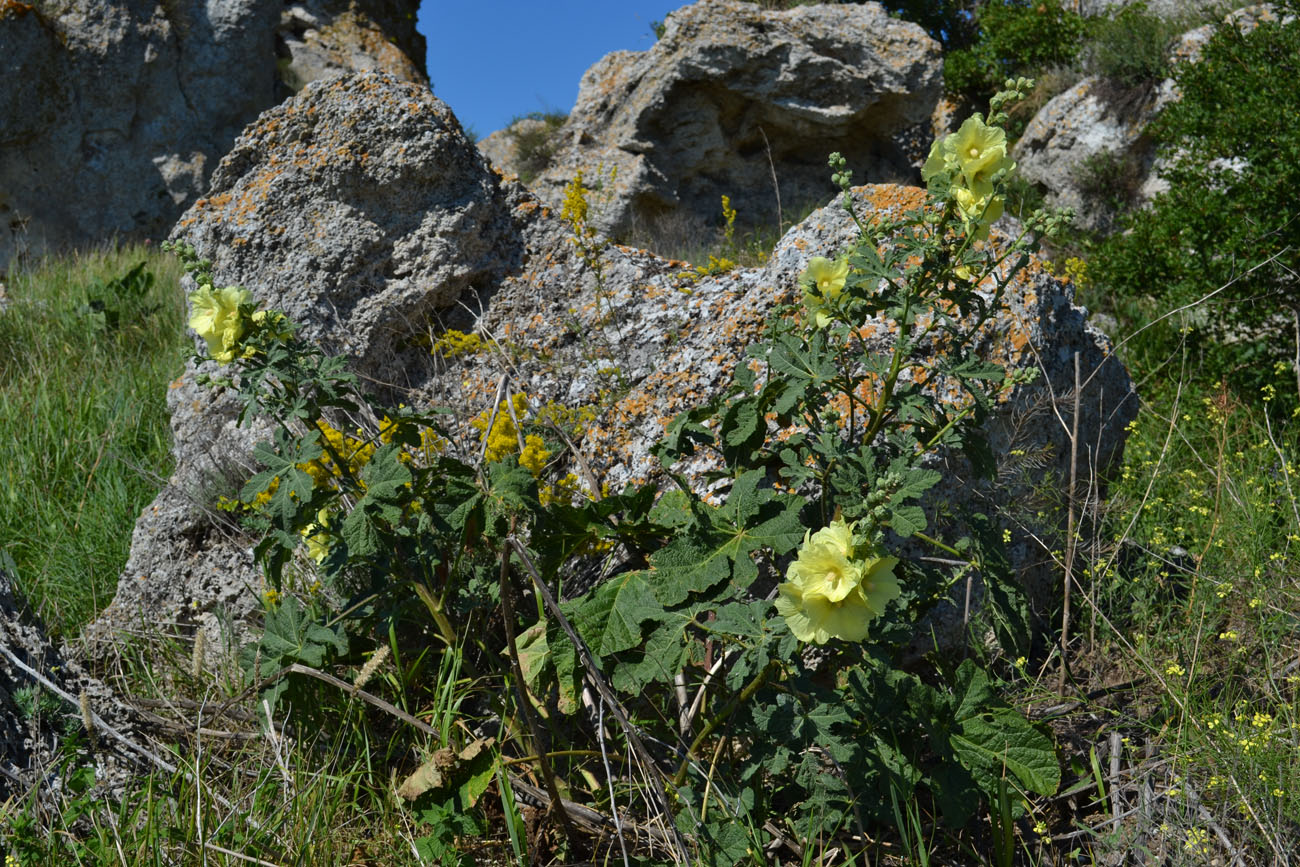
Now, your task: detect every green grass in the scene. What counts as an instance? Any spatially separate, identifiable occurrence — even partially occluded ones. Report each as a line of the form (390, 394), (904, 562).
(0, 243), (187, 635)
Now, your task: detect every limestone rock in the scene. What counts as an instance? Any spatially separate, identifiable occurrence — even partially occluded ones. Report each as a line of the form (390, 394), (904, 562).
(485, 0), (942, 242)
(0, 0), (424, 274)
(1012, 76), (1157, 233)
(90, 73), (1134, 662)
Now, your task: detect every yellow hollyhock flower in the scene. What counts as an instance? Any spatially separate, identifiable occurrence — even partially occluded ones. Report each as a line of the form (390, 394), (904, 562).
(800, 256), (850, 328)
(776, 518), (901, 644)
(922, 135), (960, 187)
(301, 507), (334, 564)
(954, 183), (1005, 242)
(776, 581), (881, 644)
(188, 284), (252, 363)
(950, 116), (1013, 188)
(785, 519), (865, 602)
(922, 116), (1015, 242)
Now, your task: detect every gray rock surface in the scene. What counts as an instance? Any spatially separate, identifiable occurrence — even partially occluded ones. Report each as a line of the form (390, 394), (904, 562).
(1012, 76), (1157, 233)
(0, 0), (424, 275)
(1077, 0), (1225, 17)
(88, 72), (1135, 664)
(480, 0), (942, 242)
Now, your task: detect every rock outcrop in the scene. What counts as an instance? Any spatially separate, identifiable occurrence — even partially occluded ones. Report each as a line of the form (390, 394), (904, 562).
(1013, 4), (1284, 231)
(480, 0), (943, 242)
(87, 73), (1134, 663)
(0, 0), (425, 275)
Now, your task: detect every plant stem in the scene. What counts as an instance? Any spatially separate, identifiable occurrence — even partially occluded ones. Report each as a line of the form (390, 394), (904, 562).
(671, 659), (776, 788)
(499, 525), (579, 845)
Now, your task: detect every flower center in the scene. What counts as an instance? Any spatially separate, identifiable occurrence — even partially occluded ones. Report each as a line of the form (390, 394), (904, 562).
(968, 146), (980, 158)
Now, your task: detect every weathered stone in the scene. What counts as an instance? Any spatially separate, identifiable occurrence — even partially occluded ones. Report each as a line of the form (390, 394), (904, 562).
(90, 73), (1134, 662)
(1077, 0), (1223, 17)
(1012, 76), (1158, 233)
(0, 0), (425, 274)
(482, 0), (942, 241)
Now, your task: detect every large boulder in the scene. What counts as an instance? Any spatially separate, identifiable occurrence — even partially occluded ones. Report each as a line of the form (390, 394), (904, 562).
(86, 73), (1135, 661)
(481, 0), (943, 242)
(0, 0), (425, 274)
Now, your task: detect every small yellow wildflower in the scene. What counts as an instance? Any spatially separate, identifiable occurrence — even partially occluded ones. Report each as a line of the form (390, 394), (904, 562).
(433, 329), (483, 359)
(519, 434), (551, 477)
(1165, 662), (1186, 677)
(263, 588), (281, 607)
(561, 170), (593, 240)
(775, 518), (900, 644)
(1184, 827), (1211, 856)
(472, 393), (531, 464)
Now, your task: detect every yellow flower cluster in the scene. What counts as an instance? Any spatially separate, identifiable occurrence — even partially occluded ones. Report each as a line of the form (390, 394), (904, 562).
(561, 171), (591, 237)
(721, 194), (738, 247)
(799, 256), (849, 328)
(432, 329), (483, 359)
(301, 421), (376, 488)
(471, 394), (552, 477)
(922, 116), (1015, 241)
(775, 518), (900, 644)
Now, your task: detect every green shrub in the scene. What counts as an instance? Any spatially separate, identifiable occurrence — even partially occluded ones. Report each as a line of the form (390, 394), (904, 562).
(505, 110), (567, 184)
(944, 0), (1086, 105)
(1085, 1), (1187, 88)
(1092, 4), (1300, 391)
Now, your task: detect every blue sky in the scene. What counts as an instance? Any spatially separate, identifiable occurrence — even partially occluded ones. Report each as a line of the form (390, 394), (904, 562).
(418, 1), (684, 139)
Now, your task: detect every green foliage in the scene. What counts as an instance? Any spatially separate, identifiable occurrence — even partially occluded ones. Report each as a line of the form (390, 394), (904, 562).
(943, 0), (1086, 106)
(887, 0), (981, 50)
(1084, 0), (1187, 89)
(1092, 6), (1300, 391)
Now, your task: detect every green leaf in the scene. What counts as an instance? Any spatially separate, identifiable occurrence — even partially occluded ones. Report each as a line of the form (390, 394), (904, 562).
(887, 504), (928, 538)
(258, 597), (347, 669)
(514, 621), (549, 690)
(611, 612), (695, 692)
(340, 444), (413, 557)
(949, 661), (1060, 797)
(570, 570), (664, 658)
(650, 471), (804, 606)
